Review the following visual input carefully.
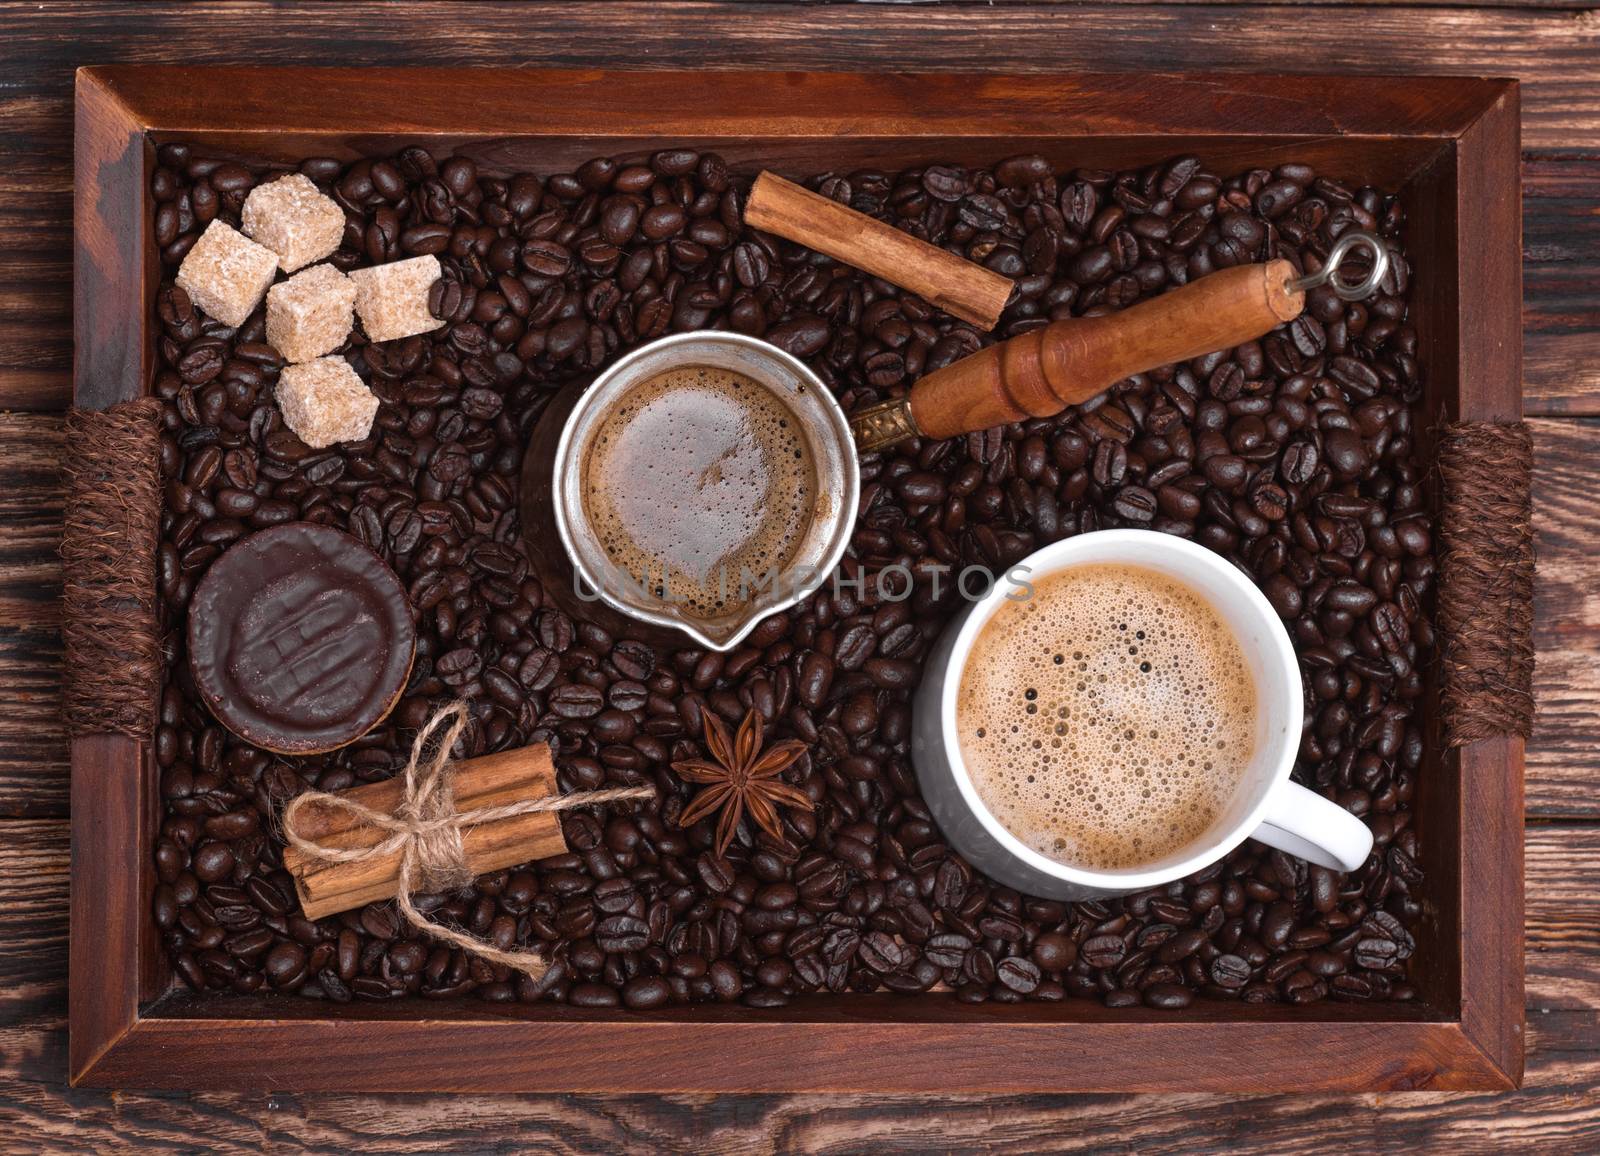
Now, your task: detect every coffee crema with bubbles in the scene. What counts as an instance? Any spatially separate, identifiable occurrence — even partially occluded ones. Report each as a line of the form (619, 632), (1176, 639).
(579, 365), (817, 618)
(957, 563), (1257, 872)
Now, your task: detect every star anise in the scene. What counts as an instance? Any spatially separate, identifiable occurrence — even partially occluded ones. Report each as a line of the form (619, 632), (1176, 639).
(672, 708), (812, 857)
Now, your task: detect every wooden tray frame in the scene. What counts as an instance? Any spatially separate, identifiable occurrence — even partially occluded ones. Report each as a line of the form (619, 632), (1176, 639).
(71, 66), (1523, 1092)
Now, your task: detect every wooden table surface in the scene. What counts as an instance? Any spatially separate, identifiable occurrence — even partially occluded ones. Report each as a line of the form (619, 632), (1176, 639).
(2, 1), (1596, 1149)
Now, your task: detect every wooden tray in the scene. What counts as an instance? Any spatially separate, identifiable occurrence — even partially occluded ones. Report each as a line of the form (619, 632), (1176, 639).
(71, 66), (1523, 1093)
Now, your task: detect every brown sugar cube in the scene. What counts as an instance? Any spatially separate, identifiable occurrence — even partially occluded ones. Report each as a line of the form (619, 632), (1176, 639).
(348, 255), (446, 343)
(266, 264), (357, 364)
(276, 357), (379, 449)
(241, 173), (346, 273)
(174, 220), (279, 329)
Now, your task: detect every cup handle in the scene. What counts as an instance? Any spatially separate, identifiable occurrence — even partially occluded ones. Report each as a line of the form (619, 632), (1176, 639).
(1249, 781), (1374, 873)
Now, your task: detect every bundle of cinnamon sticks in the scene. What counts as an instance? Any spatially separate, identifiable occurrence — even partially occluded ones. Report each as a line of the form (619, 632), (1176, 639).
(282, 742), (568, 919)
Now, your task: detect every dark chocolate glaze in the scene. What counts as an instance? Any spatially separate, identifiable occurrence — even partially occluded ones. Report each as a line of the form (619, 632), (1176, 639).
(187, 523), (415, 754)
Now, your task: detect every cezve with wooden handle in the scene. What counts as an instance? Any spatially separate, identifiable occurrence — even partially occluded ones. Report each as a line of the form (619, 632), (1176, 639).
(742, 168), (1384, 453)
(850, 259), (1306, 452)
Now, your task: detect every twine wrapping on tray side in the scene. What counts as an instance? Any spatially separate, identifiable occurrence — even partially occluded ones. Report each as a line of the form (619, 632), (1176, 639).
(1435, 420), (1535, 746)
(61, 398), (163, 738)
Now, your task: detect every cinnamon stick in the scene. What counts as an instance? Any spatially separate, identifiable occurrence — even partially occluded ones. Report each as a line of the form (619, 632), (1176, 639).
(282, 742), (567, 919)
(745, 171), (1013, 330)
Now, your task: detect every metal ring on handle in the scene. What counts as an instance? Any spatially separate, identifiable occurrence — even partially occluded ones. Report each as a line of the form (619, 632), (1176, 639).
(1285, 230), (1390, 301)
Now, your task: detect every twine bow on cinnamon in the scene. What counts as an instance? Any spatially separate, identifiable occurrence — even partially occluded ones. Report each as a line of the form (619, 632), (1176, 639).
(281, 702), (653, 978)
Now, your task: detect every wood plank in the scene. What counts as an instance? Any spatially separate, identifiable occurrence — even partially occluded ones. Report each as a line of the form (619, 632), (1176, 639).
(73, 66), (153, 413)
(0, 820), (67, 1028)
(81, 1011), (1517, 1093)
(0, 413), (62, 628)
(1, 819), (1596, 1143)
(4, 1021), (1597, 1153)
(2, 1049), (1598, 1151)
(0, 629), (66, 820)
(3, 2), (1597, 151)
(0, 0), (1593, 1138)
(910, 0), (1600, 6)
(0, 413), (65, 819)
(1523, 155), (1600, 416)
(1528, 418), (1600, 818)
(1527, 825), (1600, 1012)
(1453, 83), (1523, 426)
(7, 4), (1600, 415)
(68, 735), (152, 1084)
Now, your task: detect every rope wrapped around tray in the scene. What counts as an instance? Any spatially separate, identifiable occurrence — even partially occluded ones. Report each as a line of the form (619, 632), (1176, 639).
(60, 399), (163, 738)
(1435, 420), (1535, 746)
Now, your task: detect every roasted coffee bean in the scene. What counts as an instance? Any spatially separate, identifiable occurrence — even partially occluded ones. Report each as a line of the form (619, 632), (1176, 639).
(1209, 953), (1252, 989)
(933, 859), (968, 910)
(1354, 937), (1401, 970)
(1112, 485), (1157, 523)
(859, 931), (907, 973)
(1143, 983), (1194, 1010)
(623, 976), (672, 1009)
(264, 941), (308, 988)
(570, 983), (622, 1008)
(834, 623), (876, 671)
(595, 914), (649, 954)
(1081, 935), (1126, 969)
(1323, 428), (1371, 479)
(549, 684), (605, 719)
(1030, 933), (1076, 970)
(925, 932), (972, 970)
(798, 651), (834, 707)
(611, 639), (655, 680)
(192, 841), (235, 882)
(996, 956), (1041, 994)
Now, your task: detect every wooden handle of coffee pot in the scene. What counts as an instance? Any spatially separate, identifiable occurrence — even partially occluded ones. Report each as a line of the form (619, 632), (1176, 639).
(849, 260), (1303, 449)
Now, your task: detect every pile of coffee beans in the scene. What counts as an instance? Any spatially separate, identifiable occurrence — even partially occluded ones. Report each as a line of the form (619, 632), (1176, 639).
(150, 143), (1429, 1011)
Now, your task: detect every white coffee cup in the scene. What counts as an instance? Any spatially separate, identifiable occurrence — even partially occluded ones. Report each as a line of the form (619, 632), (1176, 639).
(911, 529), (1374, 900)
